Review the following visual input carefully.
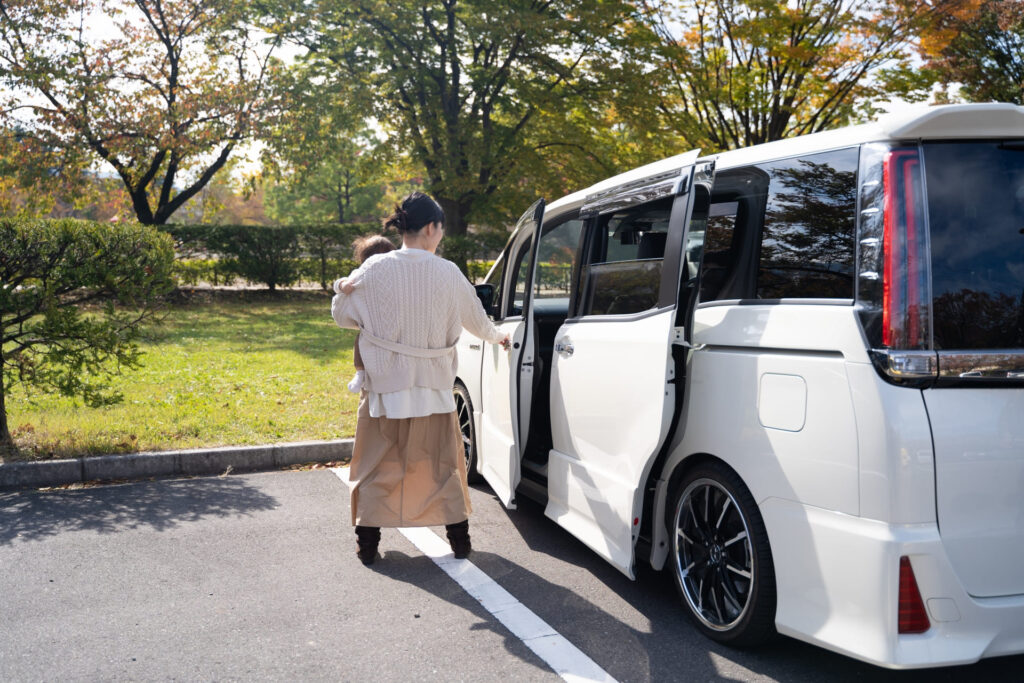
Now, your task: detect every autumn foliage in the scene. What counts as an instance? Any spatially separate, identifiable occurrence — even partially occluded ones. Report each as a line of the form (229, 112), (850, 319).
(918, 0), (1024, 104)
(0, 0), (281, 225)
(0, 0), (1018, 234)
(647, 0), (937, 152)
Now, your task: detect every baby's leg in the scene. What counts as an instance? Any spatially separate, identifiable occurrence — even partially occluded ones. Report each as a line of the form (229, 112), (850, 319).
(353, 333), (364, 370)
(348, 333), (365, 393)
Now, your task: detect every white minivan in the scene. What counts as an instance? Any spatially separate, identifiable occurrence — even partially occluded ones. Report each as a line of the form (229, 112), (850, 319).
(452, 103), (1024, 669)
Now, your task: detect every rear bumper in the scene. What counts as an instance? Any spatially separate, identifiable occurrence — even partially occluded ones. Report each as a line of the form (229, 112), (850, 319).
(762, 498), (1024, 669)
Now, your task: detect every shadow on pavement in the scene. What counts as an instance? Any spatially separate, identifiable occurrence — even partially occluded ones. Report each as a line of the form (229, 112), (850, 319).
(466, 490), (1024, 683)
(0, 477), (279, 545)
(362, 548), (559, 680)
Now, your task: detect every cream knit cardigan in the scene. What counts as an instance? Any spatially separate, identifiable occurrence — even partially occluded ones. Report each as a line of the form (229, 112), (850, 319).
(331, 248), (505, 395)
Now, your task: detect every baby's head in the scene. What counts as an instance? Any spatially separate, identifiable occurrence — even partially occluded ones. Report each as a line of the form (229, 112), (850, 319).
(353, 235), (396, 264)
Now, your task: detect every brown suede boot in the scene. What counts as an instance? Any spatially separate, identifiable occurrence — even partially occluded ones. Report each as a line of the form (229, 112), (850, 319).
(355, 525), (381, 565)
(445, 520), (471, 559)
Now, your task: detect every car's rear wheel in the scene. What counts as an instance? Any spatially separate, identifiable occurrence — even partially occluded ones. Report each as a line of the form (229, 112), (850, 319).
(669, 460), (776, 646)
(453, 384), (482, 484)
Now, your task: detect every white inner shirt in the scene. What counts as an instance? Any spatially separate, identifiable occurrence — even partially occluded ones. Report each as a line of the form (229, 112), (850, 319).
(365, 386), (456, 419)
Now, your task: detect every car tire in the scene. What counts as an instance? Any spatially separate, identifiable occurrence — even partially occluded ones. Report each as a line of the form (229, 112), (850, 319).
(669, 460), (776, 646)
(453, 383), (483, 484)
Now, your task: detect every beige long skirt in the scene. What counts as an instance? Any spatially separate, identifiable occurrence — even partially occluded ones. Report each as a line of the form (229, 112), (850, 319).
(348, 396), (472, 527)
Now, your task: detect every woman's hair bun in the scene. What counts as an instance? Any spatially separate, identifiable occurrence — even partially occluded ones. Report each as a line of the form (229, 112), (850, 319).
(383, 204), (408, 232)
(383, 192), (444, 234)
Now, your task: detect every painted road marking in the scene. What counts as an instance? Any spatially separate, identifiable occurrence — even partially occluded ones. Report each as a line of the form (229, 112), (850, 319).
(330, 468), (617, 683)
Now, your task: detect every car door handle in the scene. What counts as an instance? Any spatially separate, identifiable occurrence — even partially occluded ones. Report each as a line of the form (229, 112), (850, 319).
(469, 343), (481, 350)
(555, 340), (574, 356)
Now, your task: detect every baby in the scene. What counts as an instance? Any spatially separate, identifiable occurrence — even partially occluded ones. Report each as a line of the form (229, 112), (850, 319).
(338, 235), (396, 393)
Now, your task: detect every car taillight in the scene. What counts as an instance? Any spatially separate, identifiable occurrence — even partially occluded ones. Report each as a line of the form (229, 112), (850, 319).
(898, 556), (930, 634)
(857, 144), (937, 384)
(882, 149), (929, 349)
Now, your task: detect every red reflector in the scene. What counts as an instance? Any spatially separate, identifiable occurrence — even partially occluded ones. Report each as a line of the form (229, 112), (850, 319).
(633, 517), (639, 526)
(898, 556), (930, 634)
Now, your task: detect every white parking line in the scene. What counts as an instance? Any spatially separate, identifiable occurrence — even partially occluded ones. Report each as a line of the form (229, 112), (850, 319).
(330, 468), (617, 683)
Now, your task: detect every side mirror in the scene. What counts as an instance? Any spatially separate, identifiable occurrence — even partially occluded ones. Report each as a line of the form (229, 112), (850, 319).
(474, 283), (496, 316)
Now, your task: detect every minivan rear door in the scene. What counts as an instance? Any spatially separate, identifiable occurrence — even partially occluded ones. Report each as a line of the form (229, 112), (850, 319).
(478, 199), (545, 508)
(920, 139), (1024, 598)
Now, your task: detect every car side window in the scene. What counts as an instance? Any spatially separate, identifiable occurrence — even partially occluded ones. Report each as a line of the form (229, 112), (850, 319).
(699, 147), (858, 302)
(482, 253), (505, 318)
(506, 234), (533, 318)
(757, 148), (858, 299)
(580, 196), (673, 316)
(698, 201), (740, 301)
(534, 218), (583, 302)
(683, 184), (711, 282)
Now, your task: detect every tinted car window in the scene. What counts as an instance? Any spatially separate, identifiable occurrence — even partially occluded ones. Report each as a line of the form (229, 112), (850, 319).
(925, 141), (1024, 349)
(699, 201), (739, 301)
(756, 148), (858, 299)
(507, 234), (533, 317)
(482, 252), (505, 318)
(582, 197), (672, 316)
(534, 219), (583, 301)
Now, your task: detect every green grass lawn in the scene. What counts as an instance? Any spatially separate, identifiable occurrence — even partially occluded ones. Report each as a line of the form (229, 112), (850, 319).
(4, 291), (360, 461)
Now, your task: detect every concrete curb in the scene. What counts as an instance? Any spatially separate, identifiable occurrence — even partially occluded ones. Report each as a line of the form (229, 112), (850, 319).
(0, 439), (353, 491)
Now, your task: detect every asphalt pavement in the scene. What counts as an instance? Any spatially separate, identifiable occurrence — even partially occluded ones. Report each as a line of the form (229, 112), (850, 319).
(1, 469), (1021, 682)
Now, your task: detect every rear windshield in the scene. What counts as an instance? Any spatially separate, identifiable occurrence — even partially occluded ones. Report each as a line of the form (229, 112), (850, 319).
(924, 141), (1024, 350)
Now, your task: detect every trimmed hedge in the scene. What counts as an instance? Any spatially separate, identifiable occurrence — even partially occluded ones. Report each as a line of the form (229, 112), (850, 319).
(172, 258), (240, 287)
(161, 223), (375, 290)
(438, 231), (509, 277)
(172, 257), (363, 288)
(162, 223), (506, 288)
(206, 225), (302, 291)
(467, 260), (496, 282)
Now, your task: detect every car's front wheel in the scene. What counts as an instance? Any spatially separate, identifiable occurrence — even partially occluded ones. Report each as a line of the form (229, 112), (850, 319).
(453, 384), (482, 484)
(669, 460), (776, 646)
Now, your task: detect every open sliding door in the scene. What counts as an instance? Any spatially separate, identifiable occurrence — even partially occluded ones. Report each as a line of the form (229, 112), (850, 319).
(478, 199), (546, 508)
(545, 151), (705, 576)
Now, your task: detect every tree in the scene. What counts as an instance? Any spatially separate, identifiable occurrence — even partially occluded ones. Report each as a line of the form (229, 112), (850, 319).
(260, 63), (386, 225)
(0, 218), (174, 452)
(0, 122), (139, 222)
(0, 0), (281, 225)
(919, 0), (1024, 104)
(0, 122), (94, 218)
(264, 167), (383, 226)
(202, 175), (273, 225)
(265, 0), (639, 236)
(644, 0), (937, 152)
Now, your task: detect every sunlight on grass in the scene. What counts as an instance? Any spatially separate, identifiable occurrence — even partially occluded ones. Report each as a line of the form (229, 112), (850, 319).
(6, 293), (360, 460)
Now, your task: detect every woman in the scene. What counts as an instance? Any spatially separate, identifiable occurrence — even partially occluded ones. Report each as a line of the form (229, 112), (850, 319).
(331, 192), (508, 565)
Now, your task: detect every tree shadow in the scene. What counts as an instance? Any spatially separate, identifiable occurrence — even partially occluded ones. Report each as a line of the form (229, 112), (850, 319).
(0, 477), (279, 545)
(453, 490), (1024, 682)
(366, 548), (575, 680)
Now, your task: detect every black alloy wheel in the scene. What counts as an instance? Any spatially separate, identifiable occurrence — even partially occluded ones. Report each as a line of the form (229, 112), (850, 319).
(670, 461), (776, 646)
(453, 384), (482, 484)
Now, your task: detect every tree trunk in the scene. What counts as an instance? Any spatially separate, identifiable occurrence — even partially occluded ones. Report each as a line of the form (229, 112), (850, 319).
(0, 345), (14, 456)
(129, 186), (156, 225)
(319, 239), (329, 291)
(435, 195), (474, 276)
(341, 170), (353, 224)
(435, 196), (469, 236)
(335, 175), (346, 223)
